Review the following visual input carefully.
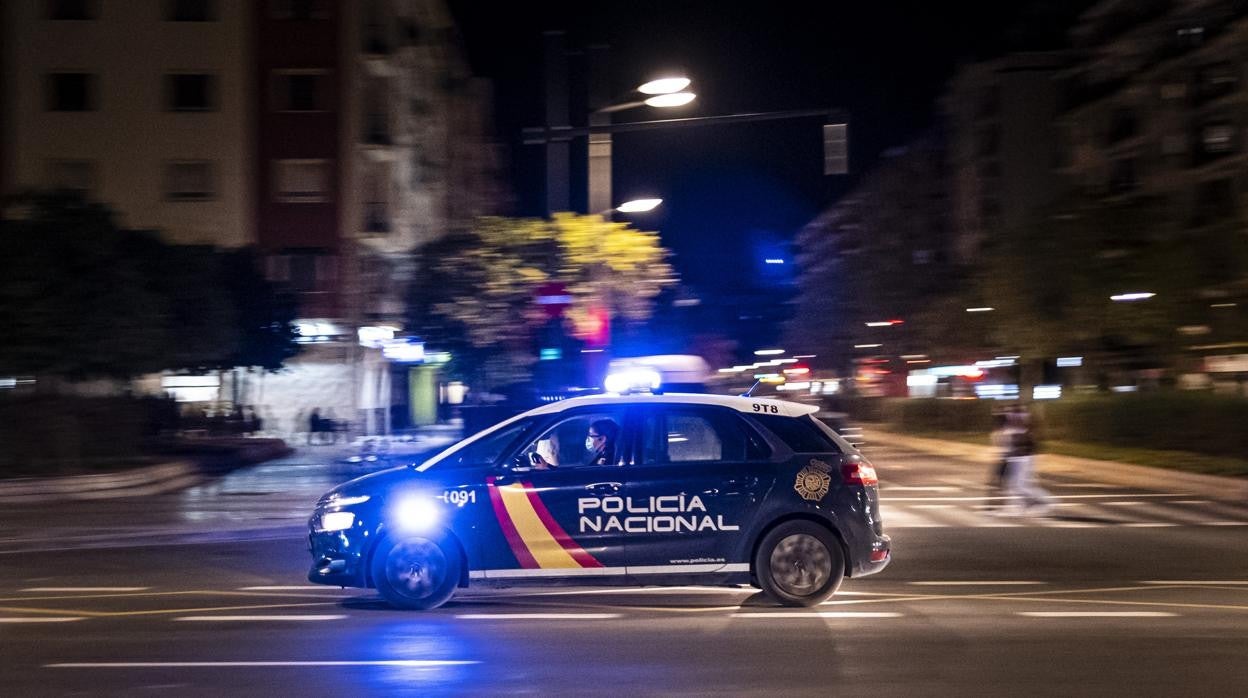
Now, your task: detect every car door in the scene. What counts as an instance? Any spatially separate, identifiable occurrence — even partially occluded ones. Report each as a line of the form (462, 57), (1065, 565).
(624, 404), (776, 576)
(480, 407), (633, 580)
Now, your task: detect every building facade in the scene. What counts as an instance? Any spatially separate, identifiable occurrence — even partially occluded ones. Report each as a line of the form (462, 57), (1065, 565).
(943, 52), (1067, 264)
(1, 0), (502, 435)
(1056, 0), (1248, 229)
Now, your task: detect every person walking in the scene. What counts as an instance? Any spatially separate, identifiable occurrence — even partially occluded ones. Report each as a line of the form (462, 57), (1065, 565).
(1001, 407), (1051, 515)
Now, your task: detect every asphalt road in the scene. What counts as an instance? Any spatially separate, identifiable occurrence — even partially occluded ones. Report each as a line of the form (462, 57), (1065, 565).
(2, 444), (1247, 697)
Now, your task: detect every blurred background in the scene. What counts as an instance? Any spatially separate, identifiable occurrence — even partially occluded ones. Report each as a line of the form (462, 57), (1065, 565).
(1, 0), (1246, 474)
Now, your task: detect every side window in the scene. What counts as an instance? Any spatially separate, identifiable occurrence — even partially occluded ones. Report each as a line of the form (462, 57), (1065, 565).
(519, 411), (625, 470)
(642, 407), (769, 465)
(751, 414), (844, 454)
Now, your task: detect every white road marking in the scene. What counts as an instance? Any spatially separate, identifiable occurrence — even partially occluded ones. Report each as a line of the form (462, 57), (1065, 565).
(20, 587), (149, 592)
(47, 660), (478, 668)
(733, 612), (902, 619)
(493, 586), (757, 597)
(881, 486), (960, 492)
(912, 504), (957, 510)
(173, 615), (348, 622)
(1174, 500), (1211, 505)
(885, 493), (1186, 502)
(1122, 522), (1177, 527)
(1208, 522), (1248, 526)
(238, 586), (342, 591)
(1050, 483), (1122, 489)
(455, 613), (621, 620)
(1018, 612), (1176, 618)
(0, 616), (85, 623)
(1142, 580), (1248, 585)
(908, 581), (1045, 586)
(1105, 501), (1147, 506)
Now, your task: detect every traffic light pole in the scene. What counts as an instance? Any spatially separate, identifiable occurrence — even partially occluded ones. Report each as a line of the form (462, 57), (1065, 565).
(525, 107), (848, 214)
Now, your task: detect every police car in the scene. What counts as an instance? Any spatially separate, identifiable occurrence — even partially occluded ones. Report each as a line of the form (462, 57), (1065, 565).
(308, 393), (890, 610)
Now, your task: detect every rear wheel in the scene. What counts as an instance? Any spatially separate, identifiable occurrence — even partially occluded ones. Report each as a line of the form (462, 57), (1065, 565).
(754, 521), (844, 607)
(371, 534), (461, 610)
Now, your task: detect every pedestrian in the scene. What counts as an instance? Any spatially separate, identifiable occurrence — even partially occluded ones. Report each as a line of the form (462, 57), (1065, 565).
(986, 411), (1013, 511)
(308, 408), (322, 446)
(1001, 407), (1051, 515)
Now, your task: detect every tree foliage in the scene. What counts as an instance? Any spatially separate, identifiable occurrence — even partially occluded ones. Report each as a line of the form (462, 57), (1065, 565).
(407, 213), (677, 388)
(0, 192), (299, 382)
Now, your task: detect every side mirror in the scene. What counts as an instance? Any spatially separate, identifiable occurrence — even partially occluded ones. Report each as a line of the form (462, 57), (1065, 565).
(508, 454), (532, 473)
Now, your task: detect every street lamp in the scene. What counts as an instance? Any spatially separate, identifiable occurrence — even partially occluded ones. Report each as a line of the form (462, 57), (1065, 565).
(638, 77), (691, 94)
(589, 77), (696, 213)
(614, 197), (663, 213)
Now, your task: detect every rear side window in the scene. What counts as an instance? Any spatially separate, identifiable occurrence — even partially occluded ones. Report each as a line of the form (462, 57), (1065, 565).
(639, 406), (770, 464)
(752, 415), (843, 454)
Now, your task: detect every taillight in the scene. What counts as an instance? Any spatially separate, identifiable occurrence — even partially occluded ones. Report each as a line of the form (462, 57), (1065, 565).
(842, 459), (878, 487)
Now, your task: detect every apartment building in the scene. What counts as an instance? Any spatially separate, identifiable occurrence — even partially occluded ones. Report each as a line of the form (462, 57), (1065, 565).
(1, 0), (501, 433)
(1056, 0), (1248, 227)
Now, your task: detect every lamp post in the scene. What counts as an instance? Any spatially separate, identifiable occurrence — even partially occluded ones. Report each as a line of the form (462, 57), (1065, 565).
(588, 70), (695, 214)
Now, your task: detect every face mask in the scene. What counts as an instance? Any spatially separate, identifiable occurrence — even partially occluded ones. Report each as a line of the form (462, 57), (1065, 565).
(585, 437), (596, 451)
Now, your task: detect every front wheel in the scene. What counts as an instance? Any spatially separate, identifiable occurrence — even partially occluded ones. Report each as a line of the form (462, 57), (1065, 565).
(371, 534), (461, 610)
(754, 521), (845, 607)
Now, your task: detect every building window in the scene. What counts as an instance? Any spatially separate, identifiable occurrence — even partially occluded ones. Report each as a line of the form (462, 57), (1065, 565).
(47, 0), (95, 20)
(164, 161), (215, 201)
(274, 159), (330, 202)
(1161, 134), (1188, 156)
(1201, 122), (1236, 154)
(47, 73), (95, 111)
(1109, 158), (1138, 194)
(46, 160), (96, 195)
(272, 71), (327, 112)
(166, 74), (216, 111)
(270, 0), (329, 20)
(166, 0), (215, 21)
(1194, 178), (1235, 225)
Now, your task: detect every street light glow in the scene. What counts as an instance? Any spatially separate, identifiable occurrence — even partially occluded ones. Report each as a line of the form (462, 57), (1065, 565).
(644, 92), (696, 108)
(865, 319), (903, 327)
(966, 307), (994, 312)
(754, 348), (785, 356)
(616, 198), (663, 213)
(637, 77), (692, 95)
(1110, 292), (1156, 302)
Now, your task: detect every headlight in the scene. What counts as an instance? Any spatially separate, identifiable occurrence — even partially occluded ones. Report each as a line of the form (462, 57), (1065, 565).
(391, 494), (441, 533)
(326, 494), (370, 507)
(317, 511), (356, 532)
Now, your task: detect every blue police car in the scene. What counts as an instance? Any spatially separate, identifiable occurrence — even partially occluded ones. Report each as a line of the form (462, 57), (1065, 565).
(308, 393), (890, 609)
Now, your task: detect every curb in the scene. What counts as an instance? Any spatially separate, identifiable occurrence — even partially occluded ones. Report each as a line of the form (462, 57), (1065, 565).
(0, 438), (293, 504)
(862, 428), (1248, 503)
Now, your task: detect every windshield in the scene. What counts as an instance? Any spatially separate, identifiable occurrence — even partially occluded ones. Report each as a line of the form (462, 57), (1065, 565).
(416, 417), (536, 472)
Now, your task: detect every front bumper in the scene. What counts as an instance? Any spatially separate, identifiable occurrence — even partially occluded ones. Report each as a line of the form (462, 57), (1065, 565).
(307, 524), (370, 588)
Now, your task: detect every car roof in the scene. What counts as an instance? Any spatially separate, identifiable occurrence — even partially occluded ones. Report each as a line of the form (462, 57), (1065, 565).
(521, 392), (820, 419)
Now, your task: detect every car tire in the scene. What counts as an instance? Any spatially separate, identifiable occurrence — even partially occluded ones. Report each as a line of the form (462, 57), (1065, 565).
(754, 521), (845, 607)
(371, 533), (462, 610)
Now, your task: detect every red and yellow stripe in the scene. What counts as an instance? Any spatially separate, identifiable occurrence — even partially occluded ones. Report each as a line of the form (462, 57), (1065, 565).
(486, 476), (602, 569)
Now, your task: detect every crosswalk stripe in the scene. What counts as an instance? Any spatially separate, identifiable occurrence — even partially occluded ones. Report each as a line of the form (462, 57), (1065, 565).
(879, 496), (1248, 529)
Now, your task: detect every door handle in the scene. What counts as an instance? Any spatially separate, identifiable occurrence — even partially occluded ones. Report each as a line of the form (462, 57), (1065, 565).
(586, 482), (622, 495)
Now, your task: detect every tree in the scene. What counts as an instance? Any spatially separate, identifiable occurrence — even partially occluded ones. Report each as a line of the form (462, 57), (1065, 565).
(407, 213), (677, 389)
(0, 192), (300, 384)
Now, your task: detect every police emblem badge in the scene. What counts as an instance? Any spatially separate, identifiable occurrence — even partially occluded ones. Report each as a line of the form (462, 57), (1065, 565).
(795, 458), (832, 502)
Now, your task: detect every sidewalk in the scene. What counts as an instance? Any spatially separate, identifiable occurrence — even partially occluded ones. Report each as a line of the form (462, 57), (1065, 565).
(0, 437), (291, 504)
(862, 427), (1248, 503)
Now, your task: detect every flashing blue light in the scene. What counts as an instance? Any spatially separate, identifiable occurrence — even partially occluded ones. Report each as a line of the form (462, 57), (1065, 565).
(392, 494), (441, 533)
(764, 258), (785, 265)
(539, 347), (562, 361)
(604, 368), (661, 394)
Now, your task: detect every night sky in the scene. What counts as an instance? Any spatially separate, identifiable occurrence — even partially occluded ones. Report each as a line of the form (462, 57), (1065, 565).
(447, 1), (1091, 339)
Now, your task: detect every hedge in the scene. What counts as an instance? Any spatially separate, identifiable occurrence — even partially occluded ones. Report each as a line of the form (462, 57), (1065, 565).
(830, 393), (1248, 461)
(0, 395), (179, 475)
